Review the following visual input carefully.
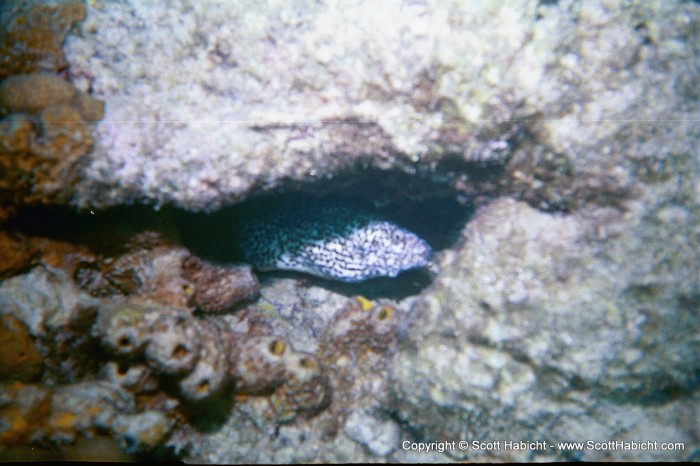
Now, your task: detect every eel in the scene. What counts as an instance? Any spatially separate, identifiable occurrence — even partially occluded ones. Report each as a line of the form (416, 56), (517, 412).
(237, 199), (432, 283)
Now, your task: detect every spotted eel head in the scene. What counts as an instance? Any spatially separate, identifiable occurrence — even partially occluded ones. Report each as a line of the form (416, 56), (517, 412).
(349, 220), (433, 280)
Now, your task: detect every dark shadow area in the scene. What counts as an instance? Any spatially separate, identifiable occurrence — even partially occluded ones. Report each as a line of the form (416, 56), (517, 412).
(256, 267), (433, 301)
(5, 203), (178, 257)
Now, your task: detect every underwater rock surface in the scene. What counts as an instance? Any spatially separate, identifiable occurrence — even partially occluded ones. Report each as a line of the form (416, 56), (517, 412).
(0, 0), (104, 223)
(0, 0), (86, 79)
(60, 0), (592, 210)
(0, 0), (698, 463)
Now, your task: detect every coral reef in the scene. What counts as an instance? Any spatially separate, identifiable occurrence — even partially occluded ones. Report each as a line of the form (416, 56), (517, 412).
(177, 296), (404, 463)
(0, 227), (328, 456)
(62, 0), (546, 211)
(389, 196), (700, 462)
(0, 231), (38, 279)
(61, 0), (695, 216)
(0, 73), (103, 121)
(94, 304), (225, 401)
(0, 0), (104, 224)
(74, 231), (259, 312)
(318, 297), (402, 448)
(94, 302), (329, 412)
(0, 244), (410, 460)
(180, 255), (259, 313)
(498, 142), (631, 212)
(0, 380), (173, 453)
(0, 0), (698, 462)
(0, 314), (42, 382)
(0, 94), (99, 222)
(0, 0), (86, 78)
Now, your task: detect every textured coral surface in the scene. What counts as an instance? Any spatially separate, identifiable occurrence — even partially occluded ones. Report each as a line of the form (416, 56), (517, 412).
(0, 0), (105, 222)
(0, 0), (86, 78)
(1, 0), (699, 463)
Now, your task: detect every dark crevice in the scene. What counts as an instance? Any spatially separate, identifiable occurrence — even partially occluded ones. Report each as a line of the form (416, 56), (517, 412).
(176, 170), (476, 262)
(175, 165), (483, 299)
(5, 203), (179, 257)
(7, 161), (504, 298)
(8, 126), (616, 294)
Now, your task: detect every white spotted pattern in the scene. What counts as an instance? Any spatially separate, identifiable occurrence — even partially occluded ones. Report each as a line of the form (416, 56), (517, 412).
(239, 202), (432, 283)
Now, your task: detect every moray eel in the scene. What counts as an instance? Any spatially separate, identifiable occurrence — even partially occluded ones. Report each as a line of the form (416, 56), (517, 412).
(237, 199), (432, 283)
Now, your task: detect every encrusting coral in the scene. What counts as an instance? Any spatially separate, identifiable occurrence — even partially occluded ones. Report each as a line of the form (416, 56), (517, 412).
(0, 380), (173, 453)
(0, 73), (104, 222)
(0, 314), (43, 382)
(94, 302), (331, 411)
(0, 0), (106, 224)
(0, 0), (86, 79)
(0, 218), (418, 460)
(0, 73), (104, 121)
(74, 231), (259, 313)
(0, 217), (351, 455)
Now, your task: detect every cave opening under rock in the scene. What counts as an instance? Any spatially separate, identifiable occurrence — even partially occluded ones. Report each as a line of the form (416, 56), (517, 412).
(8, 158), (507, 298)
(175, 160), (499, 299)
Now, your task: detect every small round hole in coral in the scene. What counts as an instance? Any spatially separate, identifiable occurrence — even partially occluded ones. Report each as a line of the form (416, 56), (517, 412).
(269, 340), (285, 356)
(121, 436), (136, 454)
(299, 358), (315, 369)
(172, 344), (189, 359)
(117, 363), (129, 375)
(197, 380), (210, 393)
(376, 306), (392, 320)
(117, 335), (132, 347)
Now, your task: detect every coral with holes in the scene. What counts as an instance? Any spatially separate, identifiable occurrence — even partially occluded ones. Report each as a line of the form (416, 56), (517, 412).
(0, 225), (267, 456)
(95, 302), (330, 414)
(0, 247), (327, 457)
(232, 335), (331, 422)
(95, 304), (226, 402)
(176, 296), (405, 463)
(74, 231), (259, 312)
